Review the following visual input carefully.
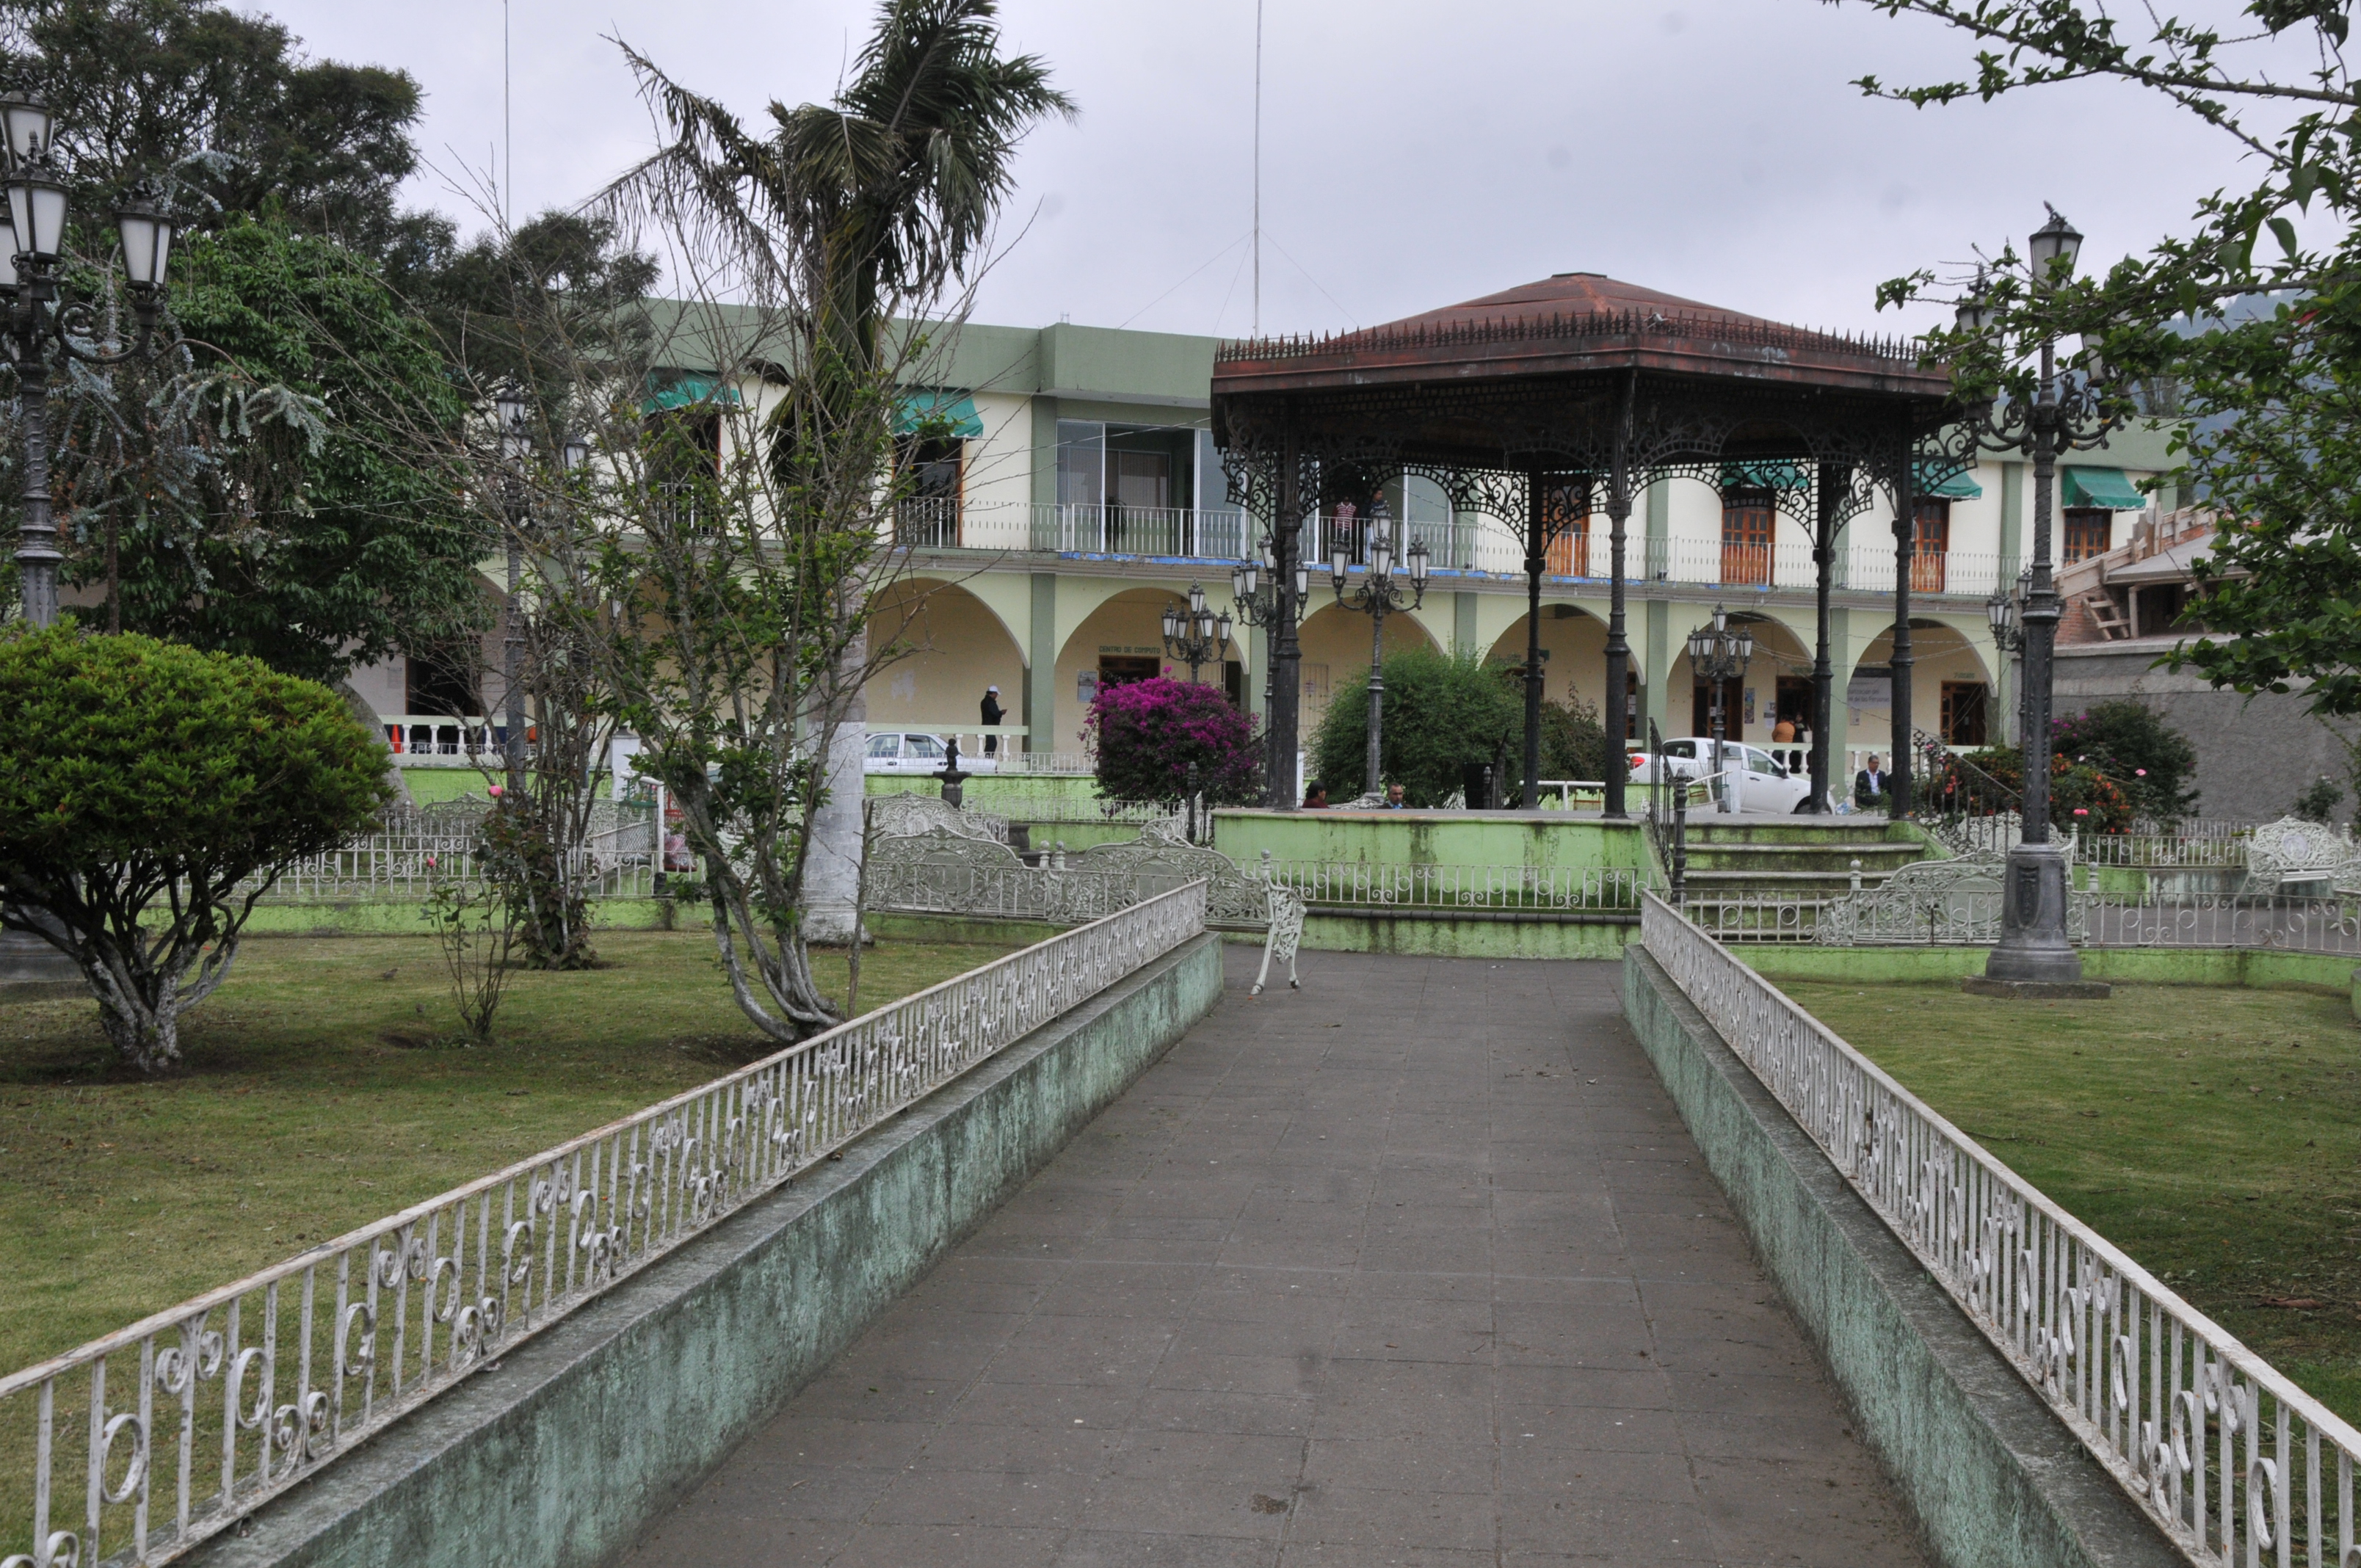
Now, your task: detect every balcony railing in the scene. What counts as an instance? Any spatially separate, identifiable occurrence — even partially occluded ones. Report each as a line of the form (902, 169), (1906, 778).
(890, 501), (2014, 600)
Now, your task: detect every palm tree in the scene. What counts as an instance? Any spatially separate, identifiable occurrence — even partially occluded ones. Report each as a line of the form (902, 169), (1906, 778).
(613, 0), (1074, 394)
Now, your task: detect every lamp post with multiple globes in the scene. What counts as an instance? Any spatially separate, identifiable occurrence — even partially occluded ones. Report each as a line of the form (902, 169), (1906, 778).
(1954, 207), (2128, 990)
(1160, 581), (1233, 684)
(0, 92), (180, 630)
(1686, 605), (1755, 813)
(1328, 515), (1429, 800)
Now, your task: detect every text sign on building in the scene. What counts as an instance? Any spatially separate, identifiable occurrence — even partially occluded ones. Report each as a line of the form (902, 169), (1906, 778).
(1846, 666), (1893, 708)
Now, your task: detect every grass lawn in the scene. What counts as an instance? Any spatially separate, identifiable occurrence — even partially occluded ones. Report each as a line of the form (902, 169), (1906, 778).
(0, 930), (1019, 1376)
(1784, 980), (2361, 1426)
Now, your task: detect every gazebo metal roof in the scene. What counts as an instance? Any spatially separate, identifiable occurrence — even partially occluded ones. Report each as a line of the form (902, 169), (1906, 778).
(1210, 271), (1965, 819)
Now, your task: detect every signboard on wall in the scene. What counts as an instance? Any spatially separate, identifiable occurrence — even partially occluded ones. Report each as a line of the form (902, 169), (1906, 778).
(1846, 666), (1893, 708)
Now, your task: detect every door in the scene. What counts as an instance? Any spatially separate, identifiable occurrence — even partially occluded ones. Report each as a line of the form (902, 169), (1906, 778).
(1108, 451), (1172, 553)
(1692, 676), (1745, 741)
(1940, 682), (1989, 747)
(1098, 654), (1161, 692)
(1910, 499), (1950, 594)
(1721, 493), (1774, 586)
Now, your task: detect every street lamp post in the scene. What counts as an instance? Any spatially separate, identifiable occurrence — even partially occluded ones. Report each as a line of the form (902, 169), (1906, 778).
(1160, 581), (1234, 684)
(488, 385), (593, 795)
(1329, 515), (1429, 798)
(1956, 206), (2126, 991)
(1686, 606), (1755, 813)
(1, 92), (180, 629)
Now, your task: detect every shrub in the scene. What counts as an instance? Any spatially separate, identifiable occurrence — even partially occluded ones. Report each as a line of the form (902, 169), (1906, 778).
(1310, 646), (1522, 805)
(2295, 774), (2344, 824)
(1964, 745), (2139, 835)
(1085, 678), (1262, 808)
(2050, 702), (2200, 821)
(0, 628), (393, 1072)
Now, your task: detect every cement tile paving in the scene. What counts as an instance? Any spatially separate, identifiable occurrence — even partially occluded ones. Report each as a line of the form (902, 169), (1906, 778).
(620, 948), (1926, 1567)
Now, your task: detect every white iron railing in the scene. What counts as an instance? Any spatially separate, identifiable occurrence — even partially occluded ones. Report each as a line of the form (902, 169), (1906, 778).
(0, 883), (1208, 1568)
(895, 501), (2017, 602)
(234, 835), (663, 904)
(2076, 832), (2255, 869)
(1642, 892), (2361, 1564)
(1263, 861), (1648, 912)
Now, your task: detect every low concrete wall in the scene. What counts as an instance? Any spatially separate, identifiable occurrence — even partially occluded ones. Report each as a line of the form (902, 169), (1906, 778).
(1623, 948), (2180, 1568)
(1212, 808), (1652, 874)
(186, 932), (1225, 1568)
(1733, 942), (2355, 992)
(1303, 907), (1634, 959)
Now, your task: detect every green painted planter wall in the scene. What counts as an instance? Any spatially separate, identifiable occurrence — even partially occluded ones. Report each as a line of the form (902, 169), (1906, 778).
(184, 932), (1226, 1568)
(1732, 942), (2357, 994)
(1211, 810), (1652, 873)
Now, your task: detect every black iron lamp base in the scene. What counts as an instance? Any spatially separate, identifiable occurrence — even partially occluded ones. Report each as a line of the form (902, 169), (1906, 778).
(1979, 841), (2106, 995)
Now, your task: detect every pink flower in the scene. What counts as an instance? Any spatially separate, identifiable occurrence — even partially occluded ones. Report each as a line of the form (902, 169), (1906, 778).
(487, 784), (504, 797)
(425, 855), (438, 868)
(2073, 807), (2089, 816)
(2136, 769), (2147, 776)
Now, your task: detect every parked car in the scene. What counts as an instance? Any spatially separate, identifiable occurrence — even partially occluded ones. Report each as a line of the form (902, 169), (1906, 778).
(1627, 737), (1817, 813)
(862, 731), (999, 774)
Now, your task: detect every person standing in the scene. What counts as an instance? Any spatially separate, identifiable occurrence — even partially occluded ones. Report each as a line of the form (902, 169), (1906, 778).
(979, 684), (1004, 756)
(1854, 755), (1889, 809)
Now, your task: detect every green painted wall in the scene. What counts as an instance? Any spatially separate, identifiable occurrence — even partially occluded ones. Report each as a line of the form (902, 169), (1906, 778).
(1622, 950), (2186, 1568)
(1730, 943), (2356, 994)
(1212, 810), (1652, 871)
(1304, 911), (1632, 959)
(184, 934), (1224, 1568)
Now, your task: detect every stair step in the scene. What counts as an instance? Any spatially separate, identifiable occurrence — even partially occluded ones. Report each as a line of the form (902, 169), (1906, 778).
(1682, 869), (1896, 887)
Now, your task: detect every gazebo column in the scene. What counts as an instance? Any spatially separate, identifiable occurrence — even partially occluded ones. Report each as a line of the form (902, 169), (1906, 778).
(1269, 424), (1305, 808)
(1520, 465), (1545, 806)
(1602, 378), (1635, 820)
(1887, 457), (1915, 819)
(1809, 462), (1843, 813)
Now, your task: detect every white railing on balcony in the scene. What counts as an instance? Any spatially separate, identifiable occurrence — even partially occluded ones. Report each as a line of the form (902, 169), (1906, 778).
(0, 884), (1209, 1568)
(1641, 893), (2361, 1564)
(893, 501), (2014, 601)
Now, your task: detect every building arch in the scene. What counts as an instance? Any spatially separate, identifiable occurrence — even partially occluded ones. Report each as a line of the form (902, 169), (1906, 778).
(1661, 608), (1816, 744)
(866, 578), (1028, 733)
(1847, 616), (1998, 751)
(1048, 585), (1245, 750)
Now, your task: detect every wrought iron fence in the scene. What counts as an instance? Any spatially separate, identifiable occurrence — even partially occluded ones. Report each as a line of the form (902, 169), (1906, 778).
(236, 835), (662, 904)
(864, 777), (1162, 823)
(1263, 861), (1648, 912)
(1641, 893), (2361, 1564)
(2074, 832), (2255, 869)
(1678, 893), (1826, 943)
(0, 883), (1208, 1568)
(2084, 893), (2361, 954)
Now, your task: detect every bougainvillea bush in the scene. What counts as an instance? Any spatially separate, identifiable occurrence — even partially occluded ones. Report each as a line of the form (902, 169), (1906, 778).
(1085, 678), (1262, 808)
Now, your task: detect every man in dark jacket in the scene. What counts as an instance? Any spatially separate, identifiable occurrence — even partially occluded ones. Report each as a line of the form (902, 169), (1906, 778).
(1853, 755), (1890, 809)
(979, 685), (1004, 755)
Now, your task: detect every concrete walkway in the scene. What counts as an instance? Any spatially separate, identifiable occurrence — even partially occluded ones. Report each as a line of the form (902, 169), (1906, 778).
(623, 949), (1926, 1567)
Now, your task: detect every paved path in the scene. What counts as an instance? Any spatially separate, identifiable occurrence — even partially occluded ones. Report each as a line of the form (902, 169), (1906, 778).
(623, 949), (1926, 1567)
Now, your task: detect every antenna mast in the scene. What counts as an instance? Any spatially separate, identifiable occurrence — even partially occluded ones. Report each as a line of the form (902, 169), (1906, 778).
(1252, 0), (1263, 336)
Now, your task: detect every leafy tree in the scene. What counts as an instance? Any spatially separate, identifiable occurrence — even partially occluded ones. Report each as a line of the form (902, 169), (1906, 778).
(0, 0), (451, 282)
(2049, 701), (2201, 821)
(1533, 692), (1613, 794)
(49, 219), (492, 689)
(1311, 647), (1523, 805)
(420, 209), (659, 398)
(2295, 774), (2344, 824)
(1858, 2), (2361, 719)
(1084, 678), (1261, 809)
(0, 626), (391, 1072)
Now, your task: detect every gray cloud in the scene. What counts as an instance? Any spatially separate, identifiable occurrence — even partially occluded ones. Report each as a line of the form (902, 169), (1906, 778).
(266, 0), (2269, 341)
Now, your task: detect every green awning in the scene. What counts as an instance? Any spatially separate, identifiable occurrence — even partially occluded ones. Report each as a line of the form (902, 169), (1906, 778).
(1719, 461), (1810, 493)
(2062, 465), (2147, 509)
(1915, 462), (1983, 499)
(895, 389), (984, 438)
(642, 374), (741, 413)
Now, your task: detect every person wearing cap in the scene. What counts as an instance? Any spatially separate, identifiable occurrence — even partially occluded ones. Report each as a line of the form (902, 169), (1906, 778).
(979, 685), (1004, 755)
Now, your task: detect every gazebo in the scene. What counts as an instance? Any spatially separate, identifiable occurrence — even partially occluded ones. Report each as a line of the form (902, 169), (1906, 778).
(1211, 272), (1960, 816)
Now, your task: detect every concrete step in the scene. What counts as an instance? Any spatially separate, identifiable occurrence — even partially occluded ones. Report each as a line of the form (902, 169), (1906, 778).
(1681, 868), (1894, 890)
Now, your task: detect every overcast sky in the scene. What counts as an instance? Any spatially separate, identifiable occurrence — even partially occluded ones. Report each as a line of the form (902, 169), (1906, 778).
(263, 0), (2272, 343)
